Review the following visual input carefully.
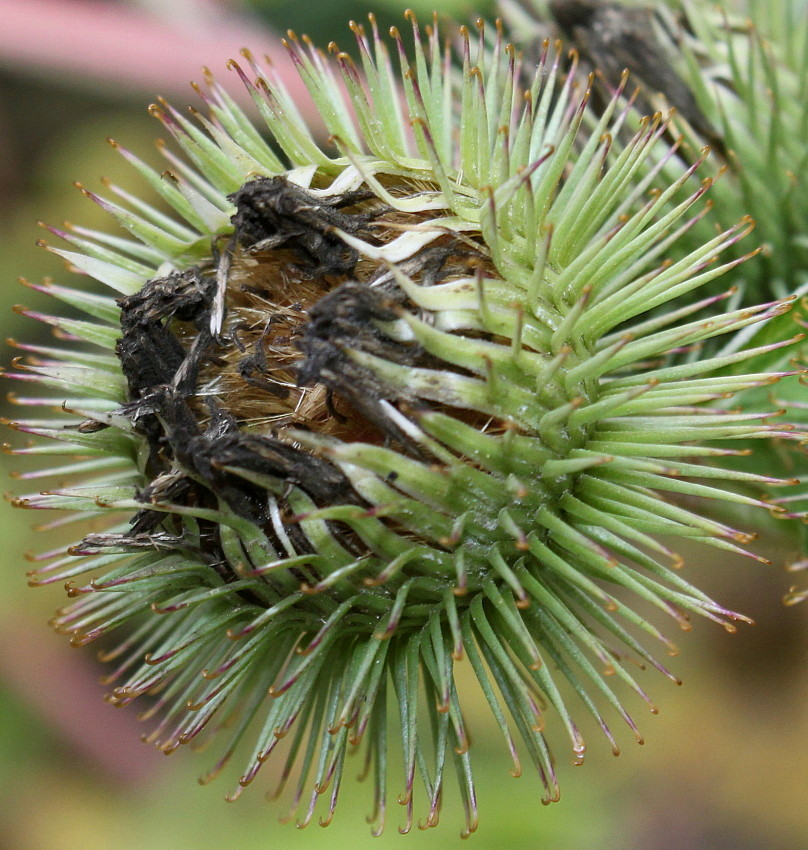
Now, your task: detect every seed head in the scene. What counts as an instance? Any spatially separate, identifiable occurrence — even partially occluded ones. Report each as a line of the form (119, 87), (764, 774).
(5, 14), (804, 835)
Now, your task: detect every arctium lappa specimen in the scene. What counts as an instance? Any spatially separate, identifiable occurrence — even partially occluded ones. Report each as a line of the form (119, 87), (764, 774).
(6, 14), (803, 836)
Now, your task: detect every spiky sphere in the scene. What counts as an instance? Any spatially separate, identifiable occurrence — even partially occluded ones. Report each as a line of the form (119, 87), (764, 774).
(5, 14), (803, 835)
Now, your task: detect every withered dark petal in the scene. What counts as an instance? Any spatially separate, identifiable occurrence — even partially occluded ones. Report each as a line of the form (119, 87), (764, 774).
(228, 176), (381, 278)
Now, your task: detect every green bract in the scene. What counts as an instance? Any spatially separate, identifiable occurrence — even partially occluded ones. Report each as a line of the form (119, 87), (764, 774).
(507, 0), (808, 575)
(673, 0), (808, 306)
(668, 0), (808, 557)
(6, 13), (803, 835)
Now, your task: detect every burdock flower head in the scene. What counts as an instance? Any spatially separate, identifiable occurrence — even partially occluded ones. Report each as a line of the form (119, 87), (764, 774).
(6, 13), (804, 835)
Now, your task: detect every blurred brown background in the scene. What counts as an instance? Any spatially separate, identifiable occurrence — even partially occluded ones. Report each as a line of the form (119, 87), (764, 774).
(1, 2), (806, 848)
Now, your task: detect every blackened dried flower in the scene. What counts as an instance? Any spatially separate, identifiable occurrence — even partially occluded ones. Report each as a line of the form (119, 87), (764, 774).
(5, 14), (804, 835)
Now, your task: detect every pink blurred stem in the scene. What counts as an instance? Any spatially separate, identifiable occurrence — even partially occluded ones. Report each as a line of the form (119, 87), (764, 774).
(0, 0), (319, 122)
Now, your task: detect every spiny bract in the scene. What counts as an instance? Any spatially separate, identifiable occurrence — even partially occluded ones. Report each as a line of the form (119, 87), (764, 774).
(505, 0), (808, 596)
(5, 13), (803, 836)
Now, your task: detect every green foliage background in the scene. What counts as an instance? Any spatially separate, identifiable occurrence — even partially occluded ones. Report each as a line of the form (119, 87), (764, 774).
(0, 1), (806, 847)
